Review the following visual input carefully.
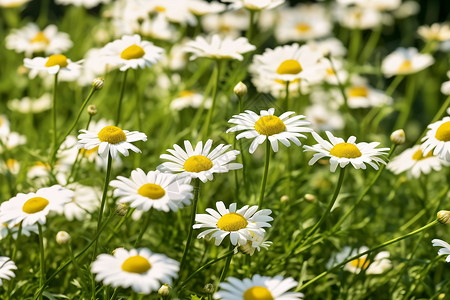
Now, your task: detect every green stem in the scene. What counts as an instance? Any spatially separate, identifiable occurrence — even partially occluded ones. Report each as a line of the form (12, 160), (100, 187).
(110, 288), (120, 300)
(246, 10), (255, 41)
(394, 76), (416, 130)
(284, 81), (290, 112)
(202, 60), (221, 139)
(179, 179), (200, 275)
(349, 28), (362, 63)
(296, 220), (439, 292)
(257, 140), (271, 209)
(134, 209), (152, 247)
(218, 244), (234, 283)
(385, 75), (404, 97)
(360, 26), (382, 62)
(66, 115), (93, 184)
(50, 73), (59, 168)
(38, 224), (45, 300)
(105, 207), (136, 245)
(115, 69), (128, 126)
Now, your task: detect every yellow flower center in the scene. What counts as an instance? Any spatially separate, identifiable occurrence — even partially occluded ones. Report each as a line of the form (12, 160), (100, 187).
(45, 54), (68, 68)
(155, 5), (166, 12)
(296, 23), (311, 33)
(138, 183), (166, 199)
(30, 32), (50, 45)
(276, 59), (303, 75)
(435, 121), (450, 142)
(120, 44), (146, 60)
(216, 212), (248, 231)
(121, 255), (151, 274)
(329, 143), (362, 158)
(183, 155), (213, 173)
(81, 145), (99, 157)
(97, 126), (127, 144)
(243, 286), (274, 300)
(412, 149), (433, 160)
(348, 86), (368, 98)
(254, 115), (286, 136)
(349, 257), (370, 269)
(6, 159), (17, 170)
(180, 90), (196, 98)
(398, 60), (412, 72)
(22, 197), (49, 214)
(326, 68), (335, 75)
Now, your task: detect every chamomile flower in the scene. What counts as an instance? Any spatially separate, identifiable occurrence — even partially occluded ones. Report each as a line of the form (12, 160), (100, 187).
(193, 201), (272, 246)
(184, 34), (256, 61)
(170, 90), (212, 111)
(327, 246), (391, 274)
(77, 125), (147, 159)
(158, 139), (242, 183)
(110, 169), (193, 212)
(305, 104), (345, 132)
(335, 6), (382, 30)
(432, 239), (450, 262)
(381, 47), (434, 78)
(63, 184), (101, 221)
(418, 23), (450, 42)
(304, 131), (389, 172)
(0, 185), (74, 227)
(0, 222), (38, 240)
(421, 116), (450, 161)
(187, 0), (226, 16)
(227, 108), (312, 154)
(237, 233), (272, 256)
(0, 132), (26, 153)
(0, 257), (17, 286)
(101, 34), (164, 71)
(55, 0), (110, 9)
(24, 54), (82, 77)
(222, 0), (285, 11)
(387, 145), (448, 178)
(215, 274), (303, 300)
(345, 80), (393, 108)
(92, 248), (179, 294)
(7, 93), (51, 114)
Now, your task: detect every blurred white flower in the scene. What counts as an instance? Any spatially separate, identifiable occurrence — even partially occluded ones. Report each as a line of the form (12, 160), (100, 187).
(223, 0), (285, 11)
(55, 0), (110, 8)
(0, 0), (30, 7)
(418, 23), (450, 42)
(442, 71), (450, 95)
(382, 47), (434, 78)
(7, 93), (51, 114)
(327, 246), (391, 274)
(432, 239), (450, 262)
(170, 90), (211, 111)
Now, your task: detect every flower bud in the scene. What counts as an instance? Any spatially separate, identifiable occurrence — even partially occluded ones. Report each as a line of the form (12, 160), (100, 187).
(437, 210), (450, 224)
(87, 105), (97, 116)
(304, 194), (316, 202)
(203, 283), (215, 295)
(234, 81), (247, 97)
(56, 231), (71, 245)
(390, 129), (405, 145)
(115, 203), (128, 216)
(280, 195), (289, 203)
(92, 77), (104, 90)
(158, 283), (170, 296)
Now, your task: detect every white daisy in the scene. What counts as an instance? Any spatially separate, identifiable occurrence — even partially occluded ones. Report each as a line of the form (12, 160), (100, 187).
(441, 71), (450, 96)
(226, 108), (312, 154)
(0, 115), (10, 137)
(5, 23), (72, 57)
(0, 185), (74, 227)
(387, 145), (448, 178)
(170, 90), (211, 111)
(304, 104), (345, 132)
(421, 116), (450, 161)
(335, 6), (382, 30)
(0, 0), (30, 7)
(214, 274), (303, 300)
(418, 23), (450, 42)
(327, 246), (391, 275)
(381, 47), (434, 78)
(110, 168), (193, 212)
(0, 158), (20, 176)
(55, 0), (110, 9)
(158, 139), (242, 183)
(193, 201), (272, 246)
(305, 37), (347, 58)
(77, 125), (147, 159)
(187, 0), (226, 16)
(201, 9), (248, 38)
(237, 233), (272, 256)
(0, 132), (26, 153)
(147, 0), (196, 25)
(63, 184), (101, 221)
(432, 239), (450, 262)
(345, 79), (393, 109)
(7, 93), (51, 114)
(24, 54), (82, 78)
(184, 34), (256, 61)
(304, 131), (389, 172)
(140, 14), (178, 42)
(0, 257), (17, 286)
(101, 34), (164, 71)
(91, 247), (179, 294)
(222, 0), (285, 11)
(0, 222), (38, 240)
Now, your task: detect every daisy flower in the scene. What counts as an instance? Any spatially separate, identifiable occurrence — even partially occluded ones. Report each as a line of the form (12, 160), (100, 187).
(345, 81), (393, 109)
(441, 71), (450, 95)
(0, 185), (74, 227)
(305, 104), (345, 132)
(0, 257), (17, 286)
(304, 131), (389, 172)
(193, 201), (272, 246)
(55, 0), (110, 9)
(170, 90), (212, 111)
(227, 108), (312, 154)
(222, 0), (285, 11)
(6, 23), (72, 57)
(158, 139), (242, 183)
(24, 54), (82, 78)
(327, 246), (391, 275)
(432, 239), (450, 262)
(305, 37), (347, 58)
(110, 169), (193, 212)
(387, 145), (448, 178)
(187, 0), (226, 16)
(335, 6), (382, 30)
(381, 47), (434, 78)
(77, 125), (147, 159)
(418, 23), (450, 42)
(184, 34), (256, 61)
(0, 132), (26, 153)
(63, 184), (101, 221)
(101, 34), (164, 71)
(0, 115), (10, 137)
(0, 0), (30, 7)
(7, 93), (51, 114)
(214, 274), (303, 300)
(92, 248), (179, 294)
(421, 116), (450, 161)
(0, 222), (38, 240)
(237, 233), (272, 256)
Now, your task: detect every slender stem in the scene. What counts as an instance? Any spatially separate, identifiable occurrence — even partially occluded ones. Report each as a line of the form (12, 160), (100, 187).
(38, 224), (45, 300)
(134, 209), (152, 247)
(67, 115), (93, 184)
(349, 28), (361, 63)
(50, 73), (59, 167)
(296, 220), (439, 292)
(105, 207), (136, 245)
(179, 179), (200, 275)
(218, 244), (234, 283)
(246, 10), (255, 41)
(115, 69), (129, 126)
(202, 61), (221, 139)
(385, 75), (404, 97)
(257, 141), (271, 209)
(284, 81), (290, 112)
(359, 25), (382, 62)
(394, 75), (416, 130)
(416, 95), (450, 143)
(110, 288), (120, 300)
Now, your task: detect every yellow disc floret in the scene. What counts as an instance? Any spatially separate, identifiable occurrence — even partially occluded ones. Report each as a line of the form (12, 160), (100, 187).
(435, 121), (450, 142)
(217, 213), (248, 232)
(45, 54), (68, 68)
(329, 143), (362, 158)
(349, 257), (370, 269)
(243, 286), (274, 300)
(276, 59), (303, 75)
(398, 60), (412, 73)
(121, 255), (151, 274)
(412, 148), (433, 160)
(22, 197), (49, 214)
(296, 23), (311, 33)
(30, 32), (50, 44)
(183, 155), (213, 173)
(255, 115), (286, 136)
(348, 86), (368, 98)
(97, 126), (127, 144)
(138, 183), (166, 199)
(120, 44), (146, 60)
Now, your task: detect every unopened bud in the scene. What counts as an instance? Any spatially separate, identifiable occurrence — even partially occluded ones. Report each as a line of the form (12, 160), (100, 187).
(304, 194), (316, 202)
(17, 65), (29, 76)
(390, 129), (405, 145)
(115, 203), (128, 216)
(234, 81), (247, 97)
(280, 195), (289, 203)
(438, 293), (446, 300)
(203, 283), (215, 294)
(158, 283), (170, 296)
(56, 231), (71, 245)
(92, 77), (104, 90)
(87, 105), (97, 115)
(437, 210), (450, 224)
